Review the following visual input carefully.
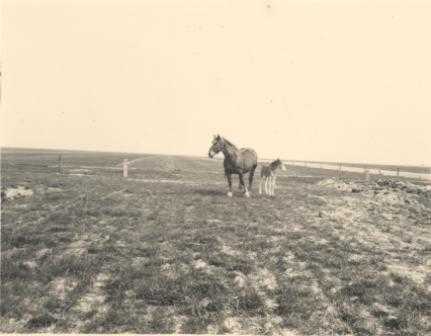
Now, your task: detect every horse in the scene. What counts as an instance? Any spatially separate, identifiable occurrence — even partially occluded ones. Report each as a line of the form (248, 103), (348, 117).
(208, 135), (258, 197)
(259, 159), (285, 196)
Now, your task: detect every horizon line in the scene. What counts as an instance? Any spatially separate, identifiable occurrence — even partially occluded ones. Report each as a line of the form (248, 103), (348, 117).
(1, 145), (430, 169)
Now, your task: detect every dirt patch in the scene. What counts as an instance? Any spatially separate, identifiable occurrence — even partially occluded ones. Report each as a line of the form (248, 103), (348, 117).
(220, 244), (241, 257)
(318, 178), (363, 192)
(50, 277), (78, 301)
(251, 268), (278, 291)
(317, 178), (430, 228)
(160, 263), (177, 280)
(73, 272), (110, 315)
(385, 263), (430, 285)
(4, 186), (34, 200)
(192, 259), (209, 270)
(64, 239), (91, 257)
(35, 248), (52, 260)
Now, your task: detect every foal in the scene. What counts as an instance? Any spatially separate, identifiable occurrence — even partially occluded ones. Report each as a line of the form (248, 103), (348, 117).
(259, 159), (285, 196)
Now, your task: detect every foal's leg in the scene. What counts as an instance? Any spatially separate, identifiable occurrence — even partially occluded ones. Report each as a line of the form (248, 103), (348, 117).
(265, 176), (270, 195)
(268, 176), (272, 196)
(271, 176), (277, 196)
(226, 173), (233, 197)
(259, 177), (263, 195)
(248, 165), (257, 191)
(268, 176), (274, 195)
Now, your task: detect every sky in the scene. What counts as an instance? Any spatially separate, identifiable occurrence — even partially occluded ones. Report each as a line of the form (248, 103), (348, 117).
(1, 0), (430, 165)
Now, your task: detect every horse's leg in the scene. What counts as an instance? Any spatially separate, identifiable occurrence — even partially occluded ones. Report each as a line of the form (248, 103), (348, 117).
(226, 173), (233, 197)
(239, 173), (249, 197)
(264, 177), (269, 195)
(238, 177), (244, 191)
(259, 177), (263, 195)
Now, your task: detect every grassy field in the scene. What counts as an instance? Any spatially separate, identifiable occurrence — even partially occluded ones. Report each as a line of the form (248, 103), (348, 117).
(1, 148), (431, 335)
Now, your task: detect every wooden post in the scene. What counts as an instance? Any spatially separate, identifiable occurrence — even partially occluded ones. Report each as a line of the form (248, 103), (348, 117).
(58, 154), (63, 174)
(83, 184), (88, 215)
(123, 159), (129, 178)
(364, 168), (370, 181)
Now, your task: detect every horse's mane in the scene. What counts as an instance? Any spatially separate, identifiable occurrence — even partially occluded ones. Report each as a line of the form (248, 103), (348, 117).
(222, 137), (237, 149)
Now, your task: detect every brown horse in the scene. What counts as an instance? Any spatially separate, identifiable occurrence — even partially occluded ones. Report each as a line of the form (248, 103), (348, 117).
(208, 135), (258, 197)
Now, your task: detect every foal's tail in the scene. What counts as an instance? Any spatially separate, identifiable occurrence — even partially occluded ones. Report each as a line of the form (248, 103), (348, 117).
(260, 165), (269, 178)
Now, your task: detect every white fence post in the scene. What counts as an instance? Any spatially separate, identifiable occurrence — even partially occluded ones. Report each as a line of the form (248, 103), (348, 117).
(123, 159), (129, 178)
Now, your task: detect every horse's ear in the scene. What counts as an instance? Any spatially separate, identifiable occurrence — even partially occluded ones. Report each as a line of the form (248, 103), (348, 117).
(216, 134), (221, 140)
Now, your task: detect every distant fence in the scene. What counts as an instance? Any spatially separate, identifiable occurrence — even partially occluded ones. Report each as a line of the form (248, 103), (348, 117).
(274, 160), (431, 181)
(8, 154), (429, 182)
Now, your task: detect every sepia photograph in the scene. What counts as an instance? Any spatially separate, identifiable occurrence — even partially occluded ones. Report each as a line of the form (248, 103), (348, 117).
(1, 0), (430, 335)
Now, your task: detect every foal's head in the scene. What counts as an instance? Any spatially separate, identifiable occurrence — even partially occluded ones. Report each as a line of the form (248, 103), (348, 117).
(208, 135), (224, 158)
(271, 158), (284, 170)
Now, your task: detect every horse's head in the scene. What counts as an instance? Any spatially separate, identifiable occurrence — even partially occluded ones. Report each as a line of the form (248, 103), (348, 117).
(208, 135), (224, 158)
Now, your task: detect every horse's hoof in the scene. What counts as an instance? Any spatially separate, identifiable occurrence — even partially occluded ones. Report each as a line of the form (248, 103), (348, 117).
(245, 191), (250, 198)
(227, 192), (233, 197)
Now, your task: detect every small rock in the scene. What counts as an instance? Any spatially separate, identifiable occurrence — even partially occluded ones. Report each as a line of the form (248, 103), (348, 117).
(36, 248), (51, 259)
(384, 315), (401, 329)
(193, 259), (208, 270)
(26, 314), (57, 329)
(23, 260), (38, 270)
(372, 302), (391, 316)
(233, 272), (247, 289)
(199, 297), (211, 308)
(223, 317), (242, 332)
